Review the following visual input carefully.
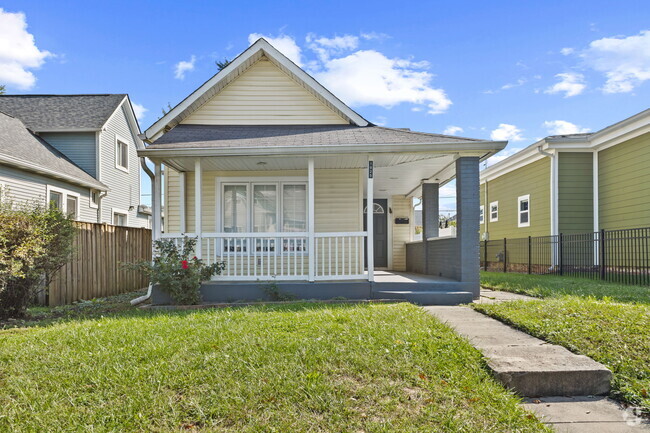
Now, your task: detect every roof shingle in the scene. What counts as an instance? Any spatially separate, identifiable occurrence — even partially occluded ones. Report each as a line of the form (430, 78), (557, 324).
(0, 94), (126, 131)
(147, 124), (483, 149)
(0, 112), (107, 190)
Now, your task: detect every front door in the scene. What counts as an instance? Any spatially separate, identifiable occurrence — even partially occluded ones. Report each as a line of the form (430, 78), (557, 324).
(364, 199), (388, 268)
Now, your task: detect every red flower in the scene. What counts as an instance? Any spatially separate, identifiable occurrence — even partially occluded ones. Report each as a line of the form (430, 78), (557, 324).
(181, 260), (189, 269)
(192, 256), (198, 260)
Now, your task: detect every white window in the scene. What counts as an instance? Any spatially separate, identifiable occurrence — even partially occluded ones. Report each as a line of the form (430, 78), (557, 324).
(489, 201), (499, 222)
(115, 137), (129, 172)
(49, 190), (63, 211)
(479, 205), (484, 224)
(112, 209), (128, 226)
(46, 186), (80, 220)
(518, 195), (530, 228)
(219, 179), (307, 252)
(90, 189), (99, 208)
(66, 195), (79, 220)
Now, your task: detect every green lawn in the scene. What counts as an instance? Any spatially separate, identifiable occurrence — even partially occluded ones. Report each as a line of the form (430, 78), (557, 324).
(476, 272), (650, 414)
(481, 271), (650, 304)
(0, 301), (547, 433)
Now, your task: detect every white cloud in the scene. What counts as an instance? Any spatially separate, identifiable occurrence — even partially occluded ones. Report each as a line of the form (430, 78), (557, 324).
(248, 33), (303, 66)
(543, 120), (590, 135)
(0, 8), (52, 89)
(581, 30), (650, 93)
(560, 47), (575, 55)
(174, 55), (196, 80)
(545, 72), (586, 97)
(485, 147), (524, 167)
(373, 116), (387, 126)
(443, 125), (463, 135)
(306, 34), (359, 61)
(490, 124), (524, 142)
(314, 50), (451, 114)
(132, 102), (148, 121)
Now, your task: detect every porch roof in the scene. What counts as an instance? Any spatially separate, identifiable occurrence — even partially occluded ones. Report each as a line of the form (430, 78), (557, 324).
(143, 124), (484, 150)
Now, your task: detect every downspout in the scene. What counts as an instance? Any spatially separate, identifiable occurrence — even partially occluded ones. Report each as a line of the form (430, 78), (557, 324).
(131, 157), (155, 305)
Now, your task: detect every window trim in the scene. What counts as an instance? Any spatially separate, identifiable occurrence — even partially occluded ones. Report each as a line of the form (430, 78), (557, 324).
(479, 205), (484, 225)
(89, 189), (99, 209)
(112, 208), (129, 227)
(45, 185), (80, 221)
(115, 134), (130, 173)
(216, 176), (308, 237)
(489, 201), (499, 222)
(518, 194), (530, 228)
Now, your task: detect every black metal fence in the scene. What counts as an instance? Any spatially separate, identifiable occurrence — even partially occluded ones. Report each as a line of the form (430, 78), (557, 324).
(481, 227), (650, 286)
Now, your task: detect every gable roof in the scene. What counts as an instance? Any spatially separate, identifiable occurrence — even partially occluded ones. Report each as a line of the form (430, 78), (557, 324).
(143, 38), (369, 142)
(0, 94), (127, 131)
(145, 124), (484, 150)
(0, 112), (108, 191)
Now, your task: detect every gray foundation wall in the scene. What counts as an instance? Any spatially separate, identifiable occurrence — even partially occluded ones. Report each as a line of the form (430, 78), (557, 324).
(406, 238), (460, 280)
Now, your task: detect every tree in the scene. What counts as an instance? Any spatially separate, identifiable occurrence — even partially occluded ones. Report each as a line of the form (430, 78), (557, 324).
(0, 85), (5, 95)
(216, 58), (231, 72)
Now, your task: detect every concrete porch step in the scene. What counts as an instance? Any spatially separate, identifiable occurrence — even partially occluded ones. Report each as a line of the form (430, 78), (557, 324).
(425, 306), (612, 397)
(373, 290), (474, 306)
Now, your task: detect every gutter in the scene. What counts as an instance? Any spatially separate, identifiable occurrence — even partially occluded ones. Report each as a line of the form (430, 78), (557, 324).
(131, 157), (155, 306)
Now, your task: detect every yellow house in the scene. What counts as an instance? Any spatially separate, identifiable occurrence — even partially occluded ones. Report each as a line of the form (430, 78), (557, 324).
(139, 39), (505, 304)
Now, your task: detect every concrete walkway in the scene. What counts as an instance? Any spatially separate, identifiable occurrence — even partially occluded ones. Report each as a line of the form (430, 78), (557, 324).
(423, 289), (650, 432)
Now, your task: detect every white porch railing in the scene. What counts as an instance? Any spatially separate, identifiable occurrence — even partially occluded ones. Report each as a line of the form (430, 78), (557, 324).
(159, 232), (367, 281)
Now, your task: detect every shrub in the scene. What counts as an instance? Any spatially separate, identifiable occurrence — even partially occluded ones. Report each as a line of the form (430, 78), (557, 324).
(129, 237), (225, 305)
(0, 195), (76, 319)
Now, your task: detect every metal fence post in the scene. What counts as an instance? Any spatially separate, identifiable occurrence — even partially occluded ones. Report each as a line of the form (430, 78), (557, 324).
(483, 240), (488, 271)
(600, 228), (606, 280)
(528, 236), (533, 274)
(559, 233), (564, 276)
(503, 237), (507, 273)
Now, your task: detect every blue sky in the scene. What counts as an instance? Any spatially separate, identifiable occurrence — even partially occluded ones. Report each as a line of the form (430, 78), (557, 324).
(2, 0), (650, 211)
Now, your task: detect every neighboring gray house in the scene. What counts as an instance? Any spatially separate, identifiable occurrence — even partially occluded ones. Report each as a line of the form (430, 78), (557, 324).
(0, 94), (149, 227)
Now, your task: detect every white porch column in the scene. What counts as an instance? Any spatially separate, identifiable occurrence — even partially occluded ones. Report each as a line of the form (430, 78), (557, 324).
(194, 158), (202, 259)
(366, 158), (374, 282)
(153, 161), (162, 241)
(179, 171), (186, 233)
(308, 158), (315, 282)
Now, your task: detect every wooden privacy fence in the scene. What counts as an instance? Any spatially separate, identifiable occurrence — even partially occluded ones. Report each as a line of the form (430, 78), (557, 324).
(46, 222), (152, 306)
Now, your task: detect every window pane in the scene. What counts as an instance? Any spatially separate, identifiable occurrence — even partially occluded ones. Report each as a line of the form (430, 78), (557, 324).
(223, 185), (247, 232)
(520, 200), (529, 212)
(252, 184), (277, 233)
(121, 143), (128, 169)
(282, 184), (306, 232)
(520, 212), (529, 224)
(49, 191), (63, 210)
(66, 196), (78, 219)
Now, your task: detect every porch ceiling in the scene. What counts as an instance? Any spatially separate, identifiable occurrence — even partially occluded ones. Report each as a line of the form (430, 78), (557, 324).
(163, 153), (458, 197)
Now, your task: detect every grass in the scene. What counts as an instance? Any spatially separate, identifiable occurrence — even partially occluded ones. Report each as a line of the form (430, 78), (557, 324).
(480, 271), (650, 304)
(476, 271), (650, 414)
(0, 300), (548, 432)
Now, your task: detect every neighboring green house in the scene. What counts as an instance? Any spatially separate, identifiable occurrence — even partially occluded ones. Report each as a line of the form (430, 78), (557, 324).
(480, 108), (650, 240)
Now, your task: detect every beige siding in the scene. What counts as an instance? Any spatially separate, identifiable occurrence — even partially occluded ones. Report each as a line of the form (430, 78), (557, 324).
(599, 132), (650, 230)
(391, 195), (412, 271)
(480, 157), (551, 239)
(180, 59), (348, 125)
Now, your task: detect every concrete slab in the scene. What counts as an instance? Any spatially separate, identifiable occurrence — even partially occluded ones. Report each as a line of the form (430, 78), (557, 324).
(477, 288), (537, 303)
(424, 306), (612, 397)
(523, 396), (650, 432)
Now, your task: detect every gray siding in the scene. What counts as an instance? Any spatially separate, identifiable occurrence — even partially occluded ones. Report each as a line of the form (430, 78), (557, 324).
(98, 103), (147, 227)
(0, 164), (97, 222)
(39, 132), (97, 177)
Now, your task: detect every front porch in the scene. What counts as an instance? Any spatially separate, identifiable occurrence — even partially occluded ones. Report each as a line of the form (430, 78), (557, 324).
(148, 150), (484, 304)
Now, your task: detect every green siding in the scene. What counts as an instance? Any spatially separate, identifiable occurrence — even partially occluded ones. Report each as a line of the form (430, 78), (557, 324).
(558, 152), (593, 234)
(599, 132), (650, 230)
(480, 157), (551, 239)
